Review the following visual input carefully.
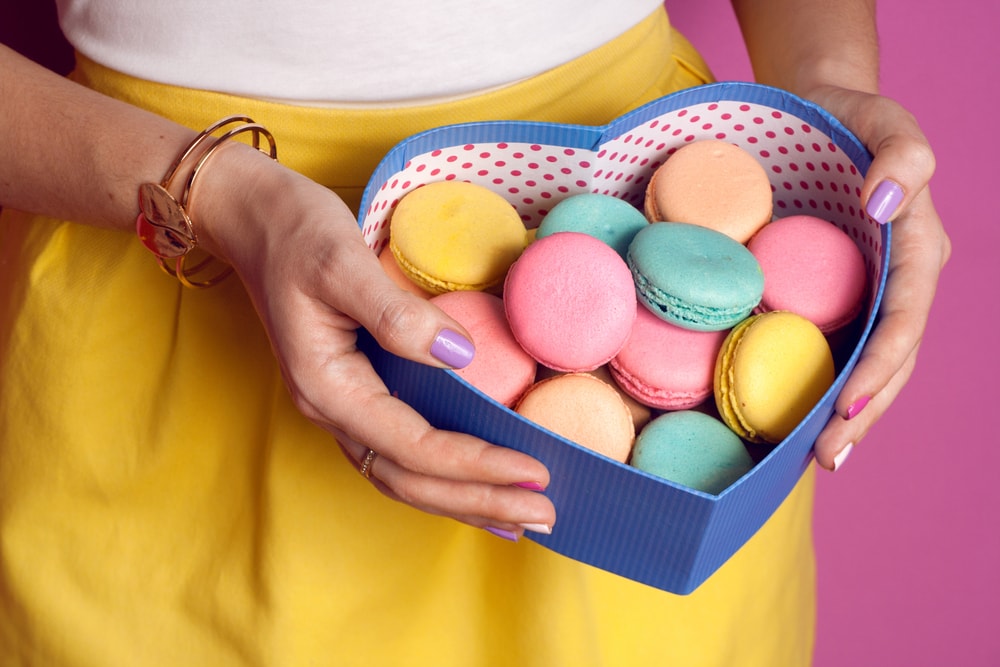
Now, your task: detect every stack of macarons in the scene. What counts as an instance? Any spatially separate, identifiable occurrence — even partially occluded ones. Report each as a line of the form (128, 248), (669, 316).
(380, 139), (868, 495)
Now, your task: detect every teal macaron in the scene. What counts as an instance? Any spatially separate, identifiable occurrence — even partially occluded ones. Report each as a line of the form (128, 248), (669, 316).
(537, 193), (649, 260)
(631, 410), (754, 495)
(627, 221), (764, 332)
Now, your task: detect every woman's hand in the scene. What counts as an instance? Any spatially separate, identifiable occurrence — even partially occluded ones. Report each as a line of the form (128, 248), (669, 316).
(730, 0), (950, 469)
(803, 86), (951, 470)
(195, 143), (555, 539)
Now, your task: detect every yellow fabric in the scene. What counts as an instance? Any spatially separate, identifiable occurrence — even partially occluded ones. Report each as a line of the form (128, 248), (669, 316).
(0, 7), (816, 666)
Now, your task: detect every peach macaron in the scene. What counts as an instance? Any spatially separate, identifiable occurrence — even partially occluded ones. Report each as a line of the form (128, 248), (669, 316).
(515, 373), (635, 463)
(644, 139), (772, 244)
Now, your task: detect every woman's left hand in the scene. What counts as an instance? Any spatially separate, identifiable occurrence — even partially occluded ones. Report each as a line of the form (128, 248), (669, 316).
(803, 85), (951, 470)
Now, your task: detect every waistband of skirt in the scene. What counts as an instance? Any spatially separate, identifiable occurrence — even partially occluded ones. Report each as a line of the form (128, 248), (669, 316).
(70, 7), (712, 212)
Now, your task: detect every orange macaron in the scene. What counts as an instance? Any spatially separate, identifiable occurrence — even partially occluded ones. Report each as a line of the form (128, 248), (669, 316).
(644, 139), (773, 244)
(515, 372), (635, 463)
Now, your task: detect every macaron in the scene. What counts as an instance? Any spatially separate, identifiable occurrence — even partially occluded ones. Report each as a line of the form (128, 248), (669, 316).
(644, 139), (773, 244)
(504, 231), (637, 372)
(430, 291), (537, 407)
(748, 214), (867, 334)
(535, 363), (654, 433)
(714, 311), (835, 444)
(631, 411), (754, 495)
(389, 180), (528, 294)
(536, 193), (649, 259)
(378, 246), (433, 299)
(627, 221), (764, 332)
(515, 372), (635, 463)
(609, 305), (728, 410)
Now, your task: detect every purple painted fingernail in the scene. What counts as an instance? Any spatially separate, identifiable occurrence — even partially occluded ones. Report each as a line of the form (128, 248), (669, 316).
(430, 329), (474, 369)
(513, 481), (546, 492)
(866, 180), (904, 224)
(846, 396), (871, 420)
(485, 526), (519, 542)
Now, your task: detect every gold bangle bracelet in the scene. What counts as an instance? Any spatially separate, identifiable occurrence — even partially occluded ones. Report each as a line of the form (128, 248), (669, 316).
(136, 116), (278, 288)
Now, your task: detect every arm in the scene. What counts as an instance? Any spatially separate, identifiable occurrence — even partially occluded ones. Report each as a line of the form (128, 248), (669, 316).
(730, 0), (951, 470)
(0, 44), (194, 230)
(732, 0), (879, 94)
(0, 43), (555, 537)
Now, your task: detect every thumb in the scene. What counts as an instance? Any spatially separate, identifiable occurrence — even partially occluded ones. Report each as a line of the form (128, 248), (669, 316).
(855, 97), (937, 224)
(349, 246), (476, 370)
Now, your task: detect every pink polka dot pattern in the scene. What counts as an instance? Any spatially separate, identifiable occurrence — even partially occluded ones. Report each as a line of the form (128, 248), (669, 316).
(361, 99), (884, 313)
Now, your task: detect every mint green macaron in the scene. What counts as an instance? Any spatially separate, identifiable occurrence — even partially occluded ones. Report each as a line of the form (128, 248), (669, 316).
(627, 221), (764, 331)
(631, 410), (754, 495)
(537, 193), (649, 259)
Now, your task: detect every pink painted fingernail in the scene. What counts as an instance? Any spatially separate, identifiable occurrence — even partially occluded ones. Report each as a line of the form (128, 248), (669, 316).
(846, 396), (871, 420)
(832, 443), (854, 472)
(866, 180), (904, 224)
(485, 526), (519, 542)
(431, 329), (475, 369)
(520, 523), (552, 535)
(513, 481), (545, 492)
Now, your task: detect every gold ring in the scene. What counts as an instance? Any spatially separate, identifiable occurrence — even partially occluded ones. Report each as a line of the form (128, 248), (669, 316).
(359, 449), (378, 479)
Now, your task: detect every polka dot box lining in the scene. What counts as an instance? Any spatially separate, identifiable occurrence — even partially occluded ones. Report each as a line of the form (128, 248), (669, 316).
(356, 82), (889, 595)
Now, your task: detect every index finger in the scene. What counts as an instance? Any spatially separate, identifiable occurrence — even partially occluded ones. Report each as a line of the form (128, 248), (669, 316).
(317, 345), (551, 489)
(836, 187), (950, 420)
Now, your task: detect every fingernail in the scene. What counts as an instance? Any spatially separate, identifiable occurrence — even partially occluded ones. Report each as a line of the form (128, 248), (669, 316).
(485, 526), (519, 542)
(513, 481), (546, 492)
(832, 442), (854, 472)
(520, 523), (552, 535)
(431, 329), (475, 369)
(866, 180), (904, 224)
(846, 396), (871, 420)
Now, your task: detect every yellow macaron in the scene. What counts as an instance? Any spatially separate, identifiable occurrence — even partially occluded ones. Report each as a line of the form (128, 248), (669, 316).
(714, 311), (834, 444)
(389, 181), (529, 294)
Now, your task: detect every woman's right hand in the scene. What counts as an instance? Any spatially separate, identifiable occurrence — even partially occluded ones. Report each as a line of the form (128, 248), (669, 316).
(196, 141), (556, 540)
(0, 42), (552, 539)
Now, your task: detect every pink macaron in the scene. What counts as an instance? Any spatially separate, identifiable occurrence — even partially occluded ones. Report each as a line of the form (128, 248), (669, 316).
(504, 231), (637, 372)
(609, 305), (729, 410)
(430, 290), (537, 407)
(747, 214), (867, 334)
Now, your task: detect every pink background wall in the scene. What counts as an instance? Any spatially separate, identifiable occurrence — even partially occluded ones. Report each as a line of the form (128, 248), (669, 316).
(670, 1), (1000, 665)
(3, 2), (998, 665)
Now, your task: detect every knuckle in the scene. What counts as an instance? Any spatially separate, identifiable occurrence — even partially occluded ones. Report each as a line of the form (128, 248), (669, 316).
(907, 140), (937, 178)
(939, 232), (953, 267)
(373, 296), (426, 351)
(391, 480), (423, 508)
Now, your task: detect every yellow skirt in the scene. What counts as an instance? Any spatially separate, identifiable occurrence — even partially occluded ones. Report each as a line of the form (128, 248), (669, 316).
(0, 8), (816, 666)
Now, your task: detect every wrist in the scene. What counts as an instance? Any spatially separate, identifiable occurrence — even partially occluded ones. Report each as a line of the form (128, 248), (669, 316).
(732, 0), (880, 98)
(187, 139), (284, 267)
(137, 118), (280, 286)
(790, 55), (880, 100)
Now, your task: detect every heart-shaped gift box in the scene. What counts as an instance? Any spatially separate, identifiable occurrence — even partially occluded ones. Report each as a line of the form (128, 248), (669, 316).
(356, 82), (889, 595)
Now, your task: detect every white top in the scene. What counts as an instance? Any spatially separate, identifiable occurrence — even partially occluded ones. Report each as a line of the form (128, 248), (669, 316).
(55, 0), (663, 104)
